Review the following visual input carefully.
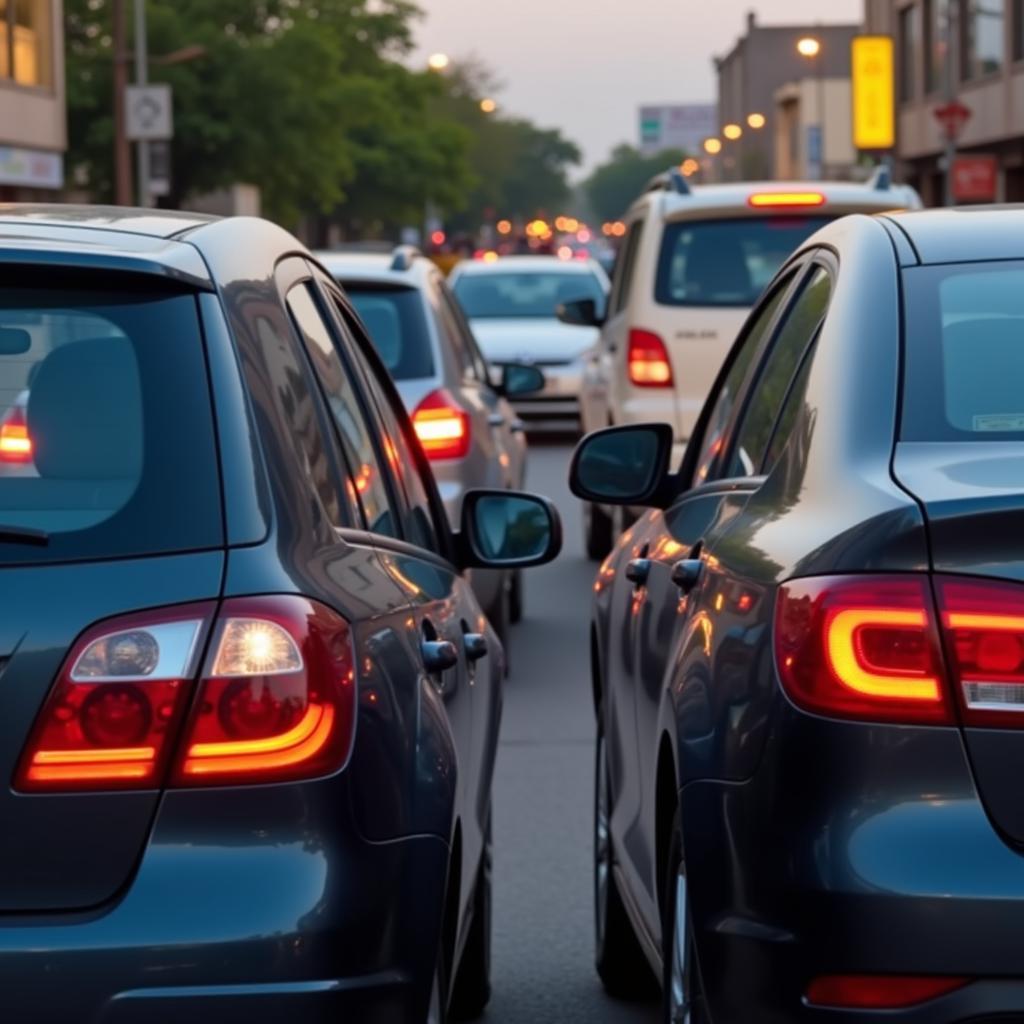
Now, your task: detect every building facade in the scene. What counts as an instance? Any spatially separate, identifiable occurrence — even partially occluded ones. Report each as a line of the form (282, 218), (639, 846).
(865, 0), (1024, 204)
(0, 1), (65, 199)
(773, 78), (858, 180)
(716, 11), (859, 179)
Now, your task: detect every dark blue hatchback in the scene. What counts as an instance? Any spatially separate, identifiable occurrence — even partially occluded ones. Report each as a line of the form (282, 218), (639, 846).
(0, 206), (560, 1023)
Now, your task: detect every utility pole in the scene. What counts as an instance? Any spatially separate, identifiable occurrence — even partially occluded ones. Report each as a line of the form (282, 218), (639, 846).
(943, 1), (958, 207)
(134, 0), (151, 208)
(112, 0), (132, 205)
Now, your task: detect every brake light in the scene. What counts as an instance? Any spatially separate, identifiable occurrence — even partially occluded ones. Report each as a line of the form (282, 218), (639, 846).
(748, 192), (826, 208)
(627, 329), (674, 388)
(937, 577), (1024, 725)
(17, 604), (215, 791)
(806, 975), (969, 1009)
(0, 407), (32, 462)
(174, 596), (356, 785)
(775, 576), (953, 725)
(17, 596), (357, 791)
(413, 389), (471, 460)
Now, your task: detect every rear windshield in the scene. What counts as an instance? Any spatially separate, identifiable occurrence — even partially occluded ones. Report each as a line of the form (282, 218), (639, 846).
(452, 270), (607, 319)
(344, 285), (435, 381)
(0, 283), (222, 564)
(656, 216), (832, 308)
(902, 263), (1024, 441)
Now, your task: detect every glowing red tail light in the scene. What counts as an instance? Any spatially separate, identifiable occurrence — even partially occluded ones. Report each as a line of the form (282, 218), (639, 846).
(806, 975), (969, 1009)
(775, 576), (953, 725)
(17, 596), (357, 792)
(627, 329), (674, 388)
(0, 406), (32, 463)
(413, 388), (471, 460)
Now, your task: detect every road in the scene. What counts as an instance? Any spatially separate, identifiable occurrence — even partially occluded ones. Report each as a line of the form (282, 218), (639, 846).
(486, 441), (659, 1024)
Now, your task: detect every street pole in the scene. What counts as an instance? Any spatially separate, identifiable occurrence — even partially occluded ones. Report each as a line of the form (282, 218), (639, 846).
(112, 0), (132, 205)
(943, 1), (958, 207)
(816, 52), (826, 181)
(134, 0), (151, 208)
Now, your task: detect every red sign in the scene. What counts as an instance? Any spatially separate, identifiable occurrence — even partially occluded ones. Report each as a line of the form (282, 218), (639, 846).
(952, 155), (998, 202)
(934, 100), (972, 141)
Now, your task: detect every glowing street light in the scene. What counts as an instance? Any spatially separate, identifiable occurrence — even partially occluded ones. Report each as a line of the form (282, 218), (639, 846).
(797, 36), (821, 58)
(747, 112), (766, 130)
(496, 219), (512, 235)
(723, 123), (743, 141)
(427, 52), (451, 71)
(681, 158), (700, 177)
(480, 98), (497, 114)
(703, 137), (723, 155)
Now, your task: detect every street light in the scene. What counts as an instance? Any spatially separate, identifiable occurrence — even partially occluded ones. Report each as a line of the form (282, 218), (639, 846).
(703, 137), (723, 155)
(480, 98), (497, 114)
(427, 52), (450, 71)
(747, 112), (766, 130)
(723, 123), (743, 141)
(797, 36), (825, 180)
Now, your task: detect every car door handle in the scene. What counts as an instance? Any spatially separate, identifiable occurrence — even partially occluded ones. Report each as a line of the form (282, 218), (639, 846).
(625, 558), (652, 586)
(488, 413), (506, 427)
(422, 640), (459, 673)
(463, 633), (488, 662)
(671, 559), (704, 594)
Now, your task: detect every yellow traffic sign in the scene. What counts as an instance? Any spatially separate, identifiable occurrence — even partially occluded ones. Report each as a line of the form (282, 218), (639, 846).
(852, 35), (895, 151)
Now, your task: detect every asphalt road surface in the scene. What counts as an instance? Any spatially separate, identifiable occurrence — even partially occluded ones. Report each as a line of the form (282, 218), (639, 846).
(485, 441), (660, 1024)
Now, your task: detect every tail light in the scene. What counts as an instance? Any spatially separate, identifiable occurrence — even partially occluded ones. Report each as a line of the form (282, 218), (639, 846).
(806, 975), (970, 1009)
(16, 595), (357, 792)
(775, 576), (953, 725)
(627, 329), (674, 388)
(0, 406), (32, 463)
(413, 388), (471, 460)
(748, 192), (826, 209)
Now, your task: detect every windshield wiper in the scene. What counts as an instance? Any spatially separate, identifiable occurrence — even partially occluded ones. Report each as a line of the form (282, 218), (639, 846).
(0, 526), (49, 546)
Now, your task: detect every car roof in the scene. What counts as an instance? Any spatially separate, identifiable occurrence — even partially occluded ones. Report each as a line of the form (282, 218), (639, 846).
(312, 250), (434, 288)
(0, 203), (217, 239)
(883, 206), (1024, 264)
(452, 255), (605, 276)
(642, 180), (921, 223)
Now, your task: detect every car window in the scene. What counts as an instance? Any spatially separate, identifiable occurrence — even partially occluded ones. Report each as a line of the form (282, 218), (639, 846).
(0, 283), (222, 565)
(609, 220), (644, 316)
(440, 283), (491, 382)
(725, 267), (832, 478)
(763, 341), (817, 475)
(453, 270), (607, 321)
(692, 273), (796, 485)
(657, 217), (831, 308)
(432, 281), (476, 379)
(343, 285), (435, 382)
(902, 262), (1024, 441)
(286, 283), (401, 538)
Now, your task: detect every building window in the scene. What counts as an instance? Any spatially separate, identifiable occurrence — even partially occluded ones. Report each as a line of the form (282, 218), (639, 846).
(924, 0), (952, 93)
(960, 0), (1005, 79)
(0, 0), (52, 88)
(900, 5), (921, 100)
(1015, 0), (1024, 59)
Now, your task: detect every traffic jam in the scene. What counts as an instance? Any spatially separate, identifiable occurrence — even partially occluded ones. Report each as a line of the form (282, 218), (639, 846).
(4, 2), (1024, 1023)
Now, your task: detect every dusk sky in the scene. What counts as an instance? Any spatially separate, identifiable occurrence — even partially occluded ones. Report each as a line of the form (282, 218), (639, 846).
(412, 1), (863, 174)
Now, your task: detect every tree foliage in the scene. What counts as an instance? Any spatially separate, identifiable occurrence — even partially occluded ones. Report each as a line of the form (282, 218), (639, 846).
(583, 145), (690, 223)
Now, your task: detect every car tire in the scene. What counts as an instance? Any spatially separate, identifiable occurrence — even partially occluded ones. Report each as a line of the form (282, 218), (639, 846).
(509, 570), (523, 625)
(449, 815), (493, 1020)
(595, 724), (659, 998)
(584, 501), (614, 562)
(662, 810), (708, 1024)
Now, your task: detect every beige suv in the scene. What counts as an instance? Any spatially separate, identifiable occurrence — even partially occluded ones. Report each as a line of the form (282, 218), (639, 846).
(564, 168), (921, 558)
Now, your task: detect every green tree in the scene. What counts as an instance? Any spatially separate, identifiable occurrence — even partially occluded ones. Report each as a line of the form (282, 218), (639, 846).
(64, 0), (472, 226)
(584, 144), (690, 223)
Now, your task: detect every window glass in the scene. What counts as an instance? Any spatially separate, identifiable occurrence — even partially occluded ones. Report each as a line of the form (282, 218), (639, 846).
(440, 284), (491, 382)
(433, 283), (477, 379)
(452, 270), (607, 321)
(727, 268), (832, 478)
(900, 5), (920, 101)
(692, 276), (794, 485)
(961, 0), (1004, 79)
(0, 0), (52, 86)
(287, 284), (400, 537)
(656, 217), (831, 308)
(344, 285), (435, 381)
(902, 263), (1024, 441)
(0, 284), (221, 564)
(610, 221), (643, 315)
(1016, 0), (1024, 61)
(925, 0), (950, 92)
(763, 344), (817, 475)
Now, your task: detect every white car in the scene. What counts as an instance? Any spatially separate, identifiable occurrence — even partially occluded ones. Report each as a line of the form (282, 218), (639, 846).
(567, 168), (922, 557)
(449, 255), (611, 432)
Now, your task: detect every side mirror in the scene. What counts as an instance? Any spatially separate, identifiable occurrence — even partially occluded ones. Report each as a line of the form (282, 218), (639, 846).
(557, 297), (604, 328)
(458, 489), (562, 569)
(569, 423), (676, 508)
(500, 362), (545, 398)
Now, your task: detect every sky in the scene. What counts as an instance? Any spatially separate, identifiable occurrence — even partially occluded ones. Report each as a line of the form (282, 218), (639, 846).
(411, 1), (864, 174)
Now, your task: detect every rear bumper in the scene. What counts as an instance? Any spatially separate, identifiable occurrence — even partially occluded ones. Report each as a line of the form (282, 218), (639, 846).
(682, 708), (1024, 1022)
(0, 786), (449, 1024)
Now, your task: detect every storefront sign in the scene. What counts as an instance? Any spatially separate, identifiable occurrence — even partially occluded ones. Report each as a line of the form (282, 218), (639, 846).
(0, 147), (63, 189)
(952, 155), (997, 202)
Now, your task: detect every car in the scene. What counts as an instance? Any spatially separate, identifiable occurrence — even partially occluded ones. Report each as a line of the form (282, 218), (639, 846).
(449, 255), (611, 433)
(0, 205), (561, 1024)
(315, 245), (543, 641)
(565, 167), (922, 559)
(570, 205), (1024, 1023)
